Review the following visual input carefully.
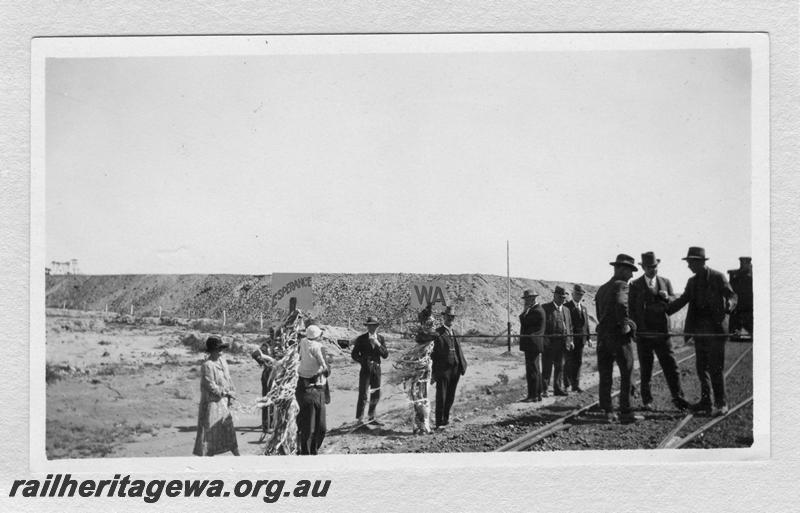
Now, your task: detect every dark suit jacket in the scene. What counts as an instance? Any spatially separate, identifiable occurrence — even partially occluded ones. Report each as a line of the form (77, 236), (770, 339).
(565, 299), (590, 345)
(433, 326), (467, 377)
(629, 275), (675, 334)
(350, 333), (388, 370)
(542, 301), (573, 348)
(667, 267), (737, 334)
(595, 277), (637, 349)
(519, 304), (546, 353)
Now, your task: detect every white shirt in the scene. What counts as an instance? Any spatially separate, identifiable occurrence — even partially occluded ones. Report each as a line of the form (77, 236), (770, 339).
(297, 338), (327, 380)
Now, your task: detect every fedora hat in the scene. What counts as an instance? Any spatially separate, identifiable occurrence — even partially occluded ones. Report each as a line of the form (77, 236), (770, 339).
(205, 336), (229, 353)
(573, 284), (587, 294)
(682, 247), (709, 261)
(639, 252), (661, 267)
(363, 316), (380, 326)
(521, 289), (539, 299)
(609, 253), (637, 270)
(443, 306), (457, 317)
(553, 285), (568, 296)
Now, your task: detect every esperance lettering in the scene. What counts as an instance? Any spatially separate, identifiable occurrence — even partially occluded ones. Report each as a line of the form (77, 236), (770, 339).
(272, 277), (311, 305)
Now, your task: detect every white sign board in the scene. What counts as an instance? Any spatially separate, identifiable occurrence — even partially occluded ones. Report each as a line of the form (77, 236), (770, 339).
(410, 281), (448, 309)
(271, 273), (313, 312)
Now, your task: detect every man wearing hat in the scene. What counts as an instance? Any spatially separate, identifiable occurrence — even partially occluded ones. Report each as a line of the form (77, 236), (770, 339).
(296, 325), (330, 455)
(667, 247), (737, 416)
(350, 316), (389, 424)
(542, 285), (574, 397)
(433, 306), (468, 428)
(595, 254), (640, 423)
(564, 284), (591, 393)
(629, 252), (689, 411)
(728, 257), (753, 337)
(519, 289), (546, 402)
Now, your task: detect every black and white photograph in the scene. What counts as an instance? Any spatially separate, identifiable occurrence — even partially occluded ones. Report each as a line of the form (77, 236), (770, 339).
(31, 33), (768, 469)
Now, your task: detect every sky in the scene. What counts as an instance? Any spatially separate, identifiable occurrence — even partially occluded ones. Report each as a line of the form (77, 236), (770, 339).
(45, 44), (754, 286)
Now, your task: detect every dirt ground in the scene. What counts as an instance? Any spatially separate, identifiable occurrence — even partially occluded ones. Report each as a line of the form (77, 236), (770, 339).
(45, 310), (752, 459)
(45, 310), (532, 459)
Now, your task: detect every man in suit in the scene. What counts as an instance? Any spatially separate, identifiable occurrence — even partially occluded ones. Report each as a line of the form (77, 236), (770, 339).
(350, 316), (389, 424)
(542, 285), (574, 397)
(629, 252), (690, 411)
(433, 306), (468, 429)
(564, 284), (591, 393)
(667, 247), (737, 416)
(519, 289), (546, 402)
(595, 254), (640, 423)
(728, 257), (753, 337)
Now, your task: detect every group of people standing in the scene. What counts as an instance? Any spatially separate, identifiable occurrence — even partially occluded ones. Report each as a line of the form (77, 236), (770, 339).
(191, 246), (752, 456)
(350, 307), (468, 434)
(520, 246), (749, 424)
(519, 284), (592, 402)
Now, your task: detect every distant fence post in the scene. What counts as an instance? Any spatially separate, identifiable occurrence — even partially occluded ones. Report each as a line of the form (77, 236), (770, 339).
(223, 310), (227, 327)
(105, 304), (108, 313)
(130, 305), (134, 316)
(260, 312), (264, 330)
(159, 306), (162, 318)
(62, 301), (66, 311)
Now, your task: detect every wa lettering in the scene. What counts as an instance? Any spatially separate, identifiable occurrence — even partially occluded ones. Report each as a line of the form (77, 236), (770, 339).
(413, 285), (447, 306)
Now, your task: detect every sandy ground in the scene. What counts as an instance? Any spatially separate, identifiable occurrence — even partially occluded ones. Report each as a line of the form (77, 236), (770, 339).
(45, 311), (541, 459)
(47, 310), (737, 458)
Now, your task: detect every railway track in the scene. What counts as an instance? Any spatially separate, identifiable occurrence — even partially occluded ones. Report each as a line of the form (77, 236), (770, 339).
(496, 341), (753, 452)
(657, 345), (753, 449)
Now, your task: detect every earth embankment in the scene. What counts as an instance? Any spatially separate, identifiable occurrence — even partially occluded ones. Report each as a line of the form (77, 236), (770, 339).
(45, 273), (600, 335)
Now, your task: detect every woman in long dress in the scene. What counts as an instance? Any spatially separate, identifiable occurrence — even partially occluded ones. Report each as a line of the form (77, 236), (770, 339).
(193, 336), (240, 456)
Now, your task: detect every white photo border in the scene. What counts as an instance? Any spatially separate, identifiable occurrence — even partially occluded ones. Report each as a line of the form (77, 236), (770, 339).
(30, 32), (770, 474)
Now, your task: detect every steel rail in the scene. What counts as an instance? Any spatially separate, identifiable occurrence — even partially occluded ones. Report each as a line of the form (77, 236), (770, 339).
(656, 344), (753, 449)
(496, 350), (698, 452)
(457, 332), (752, 340)
(672, 396), (753, 449)
(657, 415), (695, 449)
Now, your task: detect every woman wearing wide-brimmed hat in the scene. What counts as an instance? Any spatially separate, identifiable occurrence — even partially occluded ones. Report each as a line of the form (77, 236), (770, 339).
(193, 336), (240, 456)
